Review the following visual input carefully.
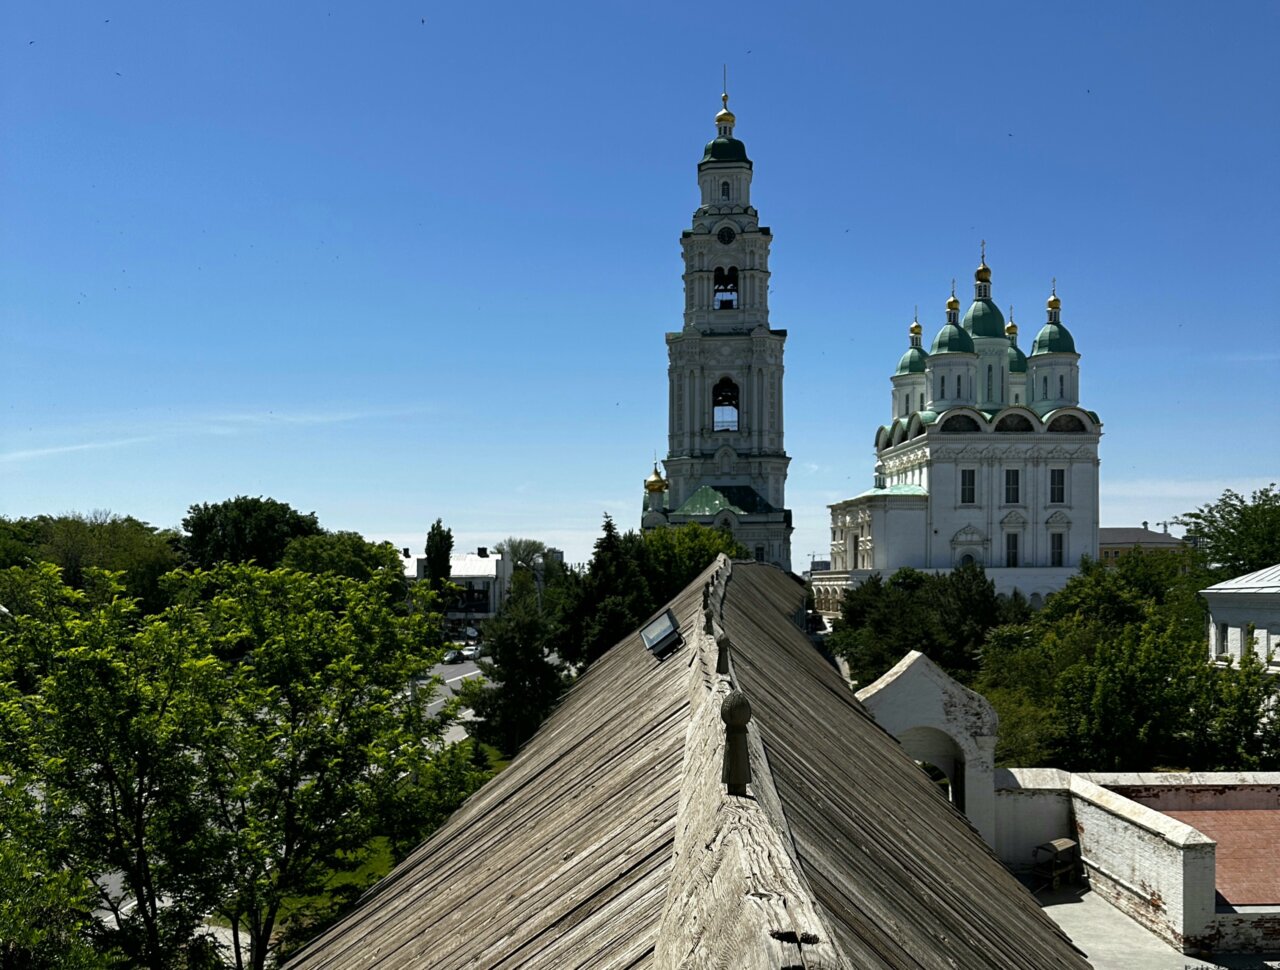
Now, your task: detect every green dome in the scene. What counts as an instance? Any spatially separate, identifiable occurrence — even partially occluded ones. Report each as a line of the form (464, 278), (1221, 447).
(1007, 342), (1028, 374)
(1031, 322), (1077, 355)
(962, 299), (1006, 338)
(930, 323), (975, 354)
(895, 346), (928, 375)
(700, 137), (752, 166)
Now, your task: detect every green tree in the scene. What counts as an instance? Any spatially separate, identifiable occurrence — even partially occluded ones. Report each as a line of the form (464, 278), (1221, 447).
(493, 536), (546, 571)
(641, 522), (748, 606)
(181, 496), (321, 569)
(1177, 483), (1280, 577)
(163, 565), (455, 970)
(0, 562), (482, 970)
(461, 569), (567, 756)
(281, 530), (406, 591)
(0, 564), (226, 969)
(0, 777), (120, 970)
(423, 518), (453, 590)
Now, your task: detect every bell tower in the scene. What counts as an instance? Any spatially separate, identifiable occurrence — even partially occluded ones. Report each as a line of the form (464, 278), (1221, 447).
(641, 92), (792, 570)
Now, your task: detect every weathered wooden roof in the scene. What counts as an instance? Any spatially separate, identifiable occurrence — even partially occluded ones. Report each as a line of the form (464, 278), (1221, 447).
(285, 558), (1089, 969)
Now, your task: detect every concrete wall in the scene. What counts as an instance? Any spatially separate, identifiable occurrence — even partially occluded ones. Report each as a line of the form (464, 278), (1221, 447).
(994, 769), (1072, 870)
(997, 769), (1216, 952)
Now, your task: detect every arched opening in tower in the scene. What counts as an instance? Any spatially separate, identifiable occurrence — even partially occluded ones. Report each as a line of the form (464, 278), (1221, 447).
(713, 378), (740, 432)
(713, 266), (739, 310)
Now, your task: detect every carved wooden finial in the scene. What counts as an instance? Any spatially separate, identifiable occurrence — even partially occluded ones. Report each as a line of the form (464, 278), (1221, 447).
(721, 690), (753, 796)
(715, 628), (731, 676)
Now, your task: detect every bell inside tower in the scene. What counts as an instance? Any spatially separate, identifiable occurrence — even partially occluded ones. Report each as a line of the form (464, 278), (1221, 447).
(714, 266), (739, 309)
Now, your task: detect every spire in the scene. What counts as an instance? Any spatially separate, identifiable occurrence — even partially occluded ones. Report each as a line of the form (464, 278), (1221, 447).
(974, 240), (992, 298)
(1046, 278), (1061, 322)
(715, 67), (736, 136)
(946, 279), (960, 324)
(1006, 304), (1018, 339)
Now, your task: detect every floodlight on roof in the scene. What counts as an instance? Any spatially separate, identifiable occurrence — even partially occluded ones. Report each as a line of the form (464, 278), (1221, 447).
(641, 609), (682, 659)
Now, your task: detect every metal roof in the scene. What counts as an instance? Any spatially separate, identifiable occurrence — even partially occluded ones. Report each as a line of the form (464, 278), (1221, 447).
(285, 559), (1089, 969)
(1203, 563), (1280, 594)
(1097, 527), (1184, 548)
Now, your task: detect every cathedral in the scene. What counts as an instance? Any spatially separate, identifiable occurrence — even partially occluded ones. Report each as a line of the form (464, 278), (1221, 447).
(811, 256), (1102, 613)
(641, 94), (793, 570)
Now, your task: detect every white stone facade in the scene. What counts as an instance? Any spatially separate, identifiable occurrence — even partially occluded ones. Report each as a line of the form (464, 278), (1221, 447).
(1203, 562), (1280, 664)
(812, 262), (1101, 610)
(642, 96), (792, 570)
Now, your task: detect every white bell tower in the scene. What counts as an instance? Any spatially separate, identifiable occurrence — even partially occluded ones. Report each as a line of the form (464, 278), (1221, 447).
(642, 92), (792, 571)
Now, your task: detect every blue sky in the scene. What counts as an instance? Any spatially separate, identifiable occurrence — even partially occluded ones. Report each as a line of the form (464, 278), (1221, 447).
(3, 1), (1277, 565)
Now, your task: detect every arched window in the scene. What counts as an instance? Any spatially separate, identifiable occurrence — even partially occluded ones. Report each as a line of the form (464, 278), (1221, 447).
(940, 375), (947, 399)
(1042, 376), (1049, 400)
(713, 266), (739, 309)
(713, 378), (740, 431)
(720, 180), (731, 201)
(1059, 374), (1065, 398)
(919, 393), (924, 410)
(958, 375), (963, 397)
(987, 365), (993, 401)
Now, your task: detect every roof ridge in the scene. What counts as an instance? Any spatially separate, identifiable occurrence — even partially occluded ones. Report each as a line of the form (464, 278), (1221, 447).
(655, 559), (848, 968)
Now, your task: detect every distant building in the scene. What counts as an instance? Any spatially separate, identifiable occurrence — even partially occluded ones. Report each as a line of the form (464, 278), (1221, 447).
(640, 94), (793, 570)
(1203, 562), (1280, 664)
(402, 547), (513, 620)
(1097, 523), (1184, 563)
(811, 258), (1101, 612)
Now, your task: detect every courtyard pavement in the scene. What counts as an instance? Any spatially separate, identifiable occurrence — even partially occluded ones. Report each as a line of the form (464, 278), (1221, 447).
(1039, 885), (1280, 970)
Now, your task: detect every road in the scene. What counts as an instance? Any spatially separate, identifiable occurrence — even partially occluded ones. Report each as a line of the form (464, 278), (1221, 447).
(421, 659), (484, 742)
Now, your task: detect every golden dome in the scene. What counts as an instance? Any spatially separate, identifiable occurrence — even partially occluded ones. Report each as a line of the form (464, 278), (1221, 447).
(715, 92), (735, 126)
(645, 463), (667, 493)
(946, 294), (961, 312)
(1046, 292), (1061, 311)
(1005, 321), (1018, 337)
(909, 320), (923, 336)
(975, 261), (992, 284)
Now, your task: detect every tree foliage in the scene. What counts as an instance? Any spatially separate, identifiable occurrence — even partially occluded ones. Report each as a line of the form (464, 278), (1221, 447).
(0, 561), (485, 970)
(181, 496), (321, 569)
(423, 518), (453, 590)
(0, 511), (180, 614)
(826, 563), (1028, 687)
(493, 536), (546, 571)
(281, 530), (406, 592)
(1177, 482), (1280, 577)
(973, 549), (1280, 771)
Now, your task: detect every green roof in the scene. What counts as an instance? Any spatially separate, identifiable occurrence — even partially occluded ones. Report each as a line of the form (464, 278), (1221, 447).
(1007, 341), (1028, 373)
(849, 483), (929, 501)
(895, 346), (928, 375)
(962, 299), (1006, 338)
(700, 137), (752, 167)
(673, 484), (776, 517)
(1031, 322), (1077, 355)
(930, 323), (975, 354)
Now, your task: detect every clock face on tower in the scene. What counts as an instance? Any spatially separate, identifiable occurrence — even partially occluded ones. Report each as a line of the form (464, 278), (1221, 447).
(717, 227), (736, 245)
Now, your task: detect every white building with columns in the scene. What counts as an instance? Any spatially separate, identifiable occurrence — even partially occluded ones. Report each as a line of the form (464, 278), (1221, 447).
(641, 94), (792, 570)
(811, 257), (1101, 612)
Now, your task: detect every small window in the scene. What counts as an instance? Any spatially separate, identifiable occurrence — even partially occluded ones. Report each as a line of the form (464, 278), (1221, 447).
(1050, 532), (1065, 567)
(713, 377), (740, 431)
(1050, 468), (1066, 504)
(987, 365), (993, 401)
(919, 392), (924, 410)
(941, 375), (946, 399)
(959, 553), (976, 567)
(1005, 532), (1019, 568)
(1059, 374), (1065, 398)
(958, 375), (963, 397)
(754, 545), (765, 562)
(1043, 376), (1049, 400)
(720, 180), (731, 200)
(1005, 469), (1020, 504)
(960, 469), (976, 505)
(1014, 393), (1021, 404)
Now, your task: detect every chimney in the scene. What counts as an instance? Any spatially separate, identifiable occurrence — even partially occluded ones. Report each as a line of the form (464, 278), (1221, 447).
(402, 547), (410, 558)
(1142, 521), (1149, 531)
(477, 547), (488, 557)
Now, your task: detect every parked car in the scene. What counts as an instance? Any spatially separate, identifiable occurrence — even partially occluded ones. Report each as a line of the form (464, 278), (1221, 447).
(461, 644), (482, 661)
(442, 648), (464, 664)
